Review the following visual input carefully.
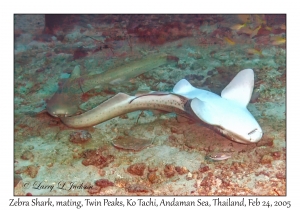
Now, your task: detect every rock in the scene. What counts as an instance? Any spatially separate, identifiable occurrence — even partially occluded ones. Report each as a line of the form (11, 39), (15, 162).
(69, 130), (92, 144)
(14, 174), (22, 187)
(112, 136), (153, 151)
(88, 186), (101, 194)
(82, 148), (114, 169)
(95, 179), (114, 188)
(260, 155), (273, 164)
(275, 172), (286, 179)
(164, 164), (176, 178)
(199, 163), (210, 173)
(126, 184), (151, 193)
(27, 165), (40, 178)
(15, 165), (40, 178)
(175, 166), (189, 175)
(186, 172), (193, 180)
(21, 150), (34, 160)
(15, 15), (45, 34)
(184, 74), (204, 80)
(148, 172), (159, 183)
(190, 61), (203, 70)
(127, 163), (146, 176)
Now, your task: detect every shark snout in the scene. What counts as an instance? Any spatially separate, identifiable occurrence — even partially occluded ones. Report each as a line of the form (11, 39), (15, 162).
(46, 104), (76, 118)
(248, 128), (263, 143)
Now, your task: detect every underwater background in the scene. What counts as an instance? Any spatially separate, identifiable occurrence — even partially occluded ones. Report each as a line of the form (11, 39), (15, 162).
(14, 14), (286, 195)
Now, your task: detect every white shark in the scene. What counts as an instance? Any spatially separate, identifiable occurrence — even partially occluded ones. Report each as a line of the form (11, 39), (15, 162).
(173, 69), (263, 144)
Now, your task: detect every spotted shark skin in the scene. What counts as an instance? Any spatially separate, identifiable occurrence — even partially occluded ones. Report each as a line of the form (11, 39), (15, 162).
(60, 92), (190, 128)
(56, 69), (262, 144)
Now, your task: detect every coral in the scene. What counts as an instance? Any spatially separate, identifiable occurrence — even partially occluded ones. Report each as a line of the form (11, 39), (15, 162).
(73, 48), (88, 60)
(20, 150), (34, 161)
(44, 14), (78, 34)
(114, 178), (128, 188)
(127, 163), (146, 176)
(81, 148), (114, 169)
(148, 164), (158, 172)
(170, 127), (183, 134)
(127, 20), (194, 45)
(272, 151), (281, 158)
(27, 165), (40, 178)
(275, 171), (286, 179)
(125, 184), (151, 193)
(175, 166), (189, 175)
(98, 169), (106, 177)
(87, 186), (101, 194)
(200, 172), (216, 189)
(95, 179), (114, 188)
(260, 154), (273, 164)
(164, 164), (176, 178)
(148, 172), (159, 184)
(199, 164), (210, 173)
(15, 165), (40, 178)
(112, 136), (152, 151)
(184, 74), (204, 81)
(14, 174), (22, 187)
(186, 172), (193, 180)
(69, 130), (92, 144)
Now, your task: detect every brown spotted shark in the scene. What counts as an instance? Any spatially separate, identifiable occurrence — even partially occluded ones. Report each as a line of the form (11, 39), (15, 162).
(46, 53), (178, 117)
(60, 91), (191, 128)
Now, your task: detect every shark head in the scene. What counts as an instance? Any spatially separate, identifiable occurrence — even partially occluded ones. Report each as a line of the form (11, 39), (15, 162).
(46, 92), (79, 117)
(173, 69), (263, 144)
(46, 65), (82, 117)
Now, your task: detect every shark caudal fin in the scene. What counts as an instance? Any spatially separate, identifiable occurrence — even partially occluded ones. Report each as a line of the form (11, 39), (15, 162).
(221, 69), (254, 106)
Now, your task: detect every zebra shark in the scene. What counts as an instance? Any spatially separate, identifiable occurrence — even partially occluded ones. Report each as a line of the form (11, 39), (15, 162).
(58, 69), (263, 144)
(46, 53), (178, 117)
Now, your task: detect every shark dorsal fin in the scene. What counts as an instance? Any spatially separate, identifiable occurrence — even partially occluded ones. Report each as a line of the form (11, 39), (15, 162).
(70, 65), (81, 79)
(173, 79), (194, 94)
(221, 69), (254, 106)
(190, 98), (220, 125)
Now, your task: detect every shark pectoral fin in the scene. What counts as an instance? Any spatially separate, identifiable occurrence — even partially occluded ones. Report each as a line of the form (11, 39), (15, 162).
(221, 69), (254, 106)
(173, 79), (194, 94)
(70, 65), (81, 79)
(190, 98), (219, 125)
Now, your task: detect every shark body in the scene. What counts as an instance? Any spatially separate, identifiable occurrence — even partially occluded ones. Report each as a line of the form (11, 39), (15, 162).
(55, 68), (262, 144)
(60, 92), (190, 128)
(46, 53), (177, 117)
(174, 69), (263, 143)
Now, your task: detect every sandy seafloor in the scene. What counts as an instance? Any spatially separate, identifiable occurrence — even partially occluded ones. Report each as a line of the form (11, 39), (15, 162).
(14, 14), (286, 196)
